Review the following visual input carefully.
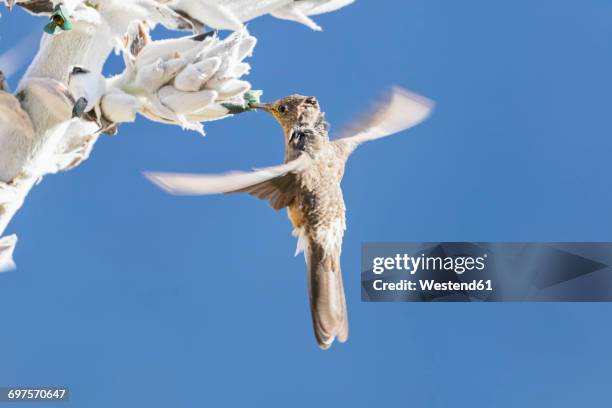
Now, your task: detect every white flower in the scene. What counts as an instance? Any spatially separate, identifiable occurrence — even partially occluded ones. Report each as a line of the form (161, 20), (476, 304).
(168, 0), (354, 31)
(107, 29), (257, 135)
(271, 0), (354, 31)
(0, 234), (17, 273)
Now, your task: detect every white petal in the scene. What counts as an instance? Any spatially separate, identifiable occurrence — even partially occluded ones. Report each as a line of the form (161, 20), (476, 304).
(101, 90), (141, 123)
(0, 234), (17, 273)
(237, 36), (257, 61)
(225, 62), (250, 78)
(214, 79), (251, 100)
(158, 86), (217, 114)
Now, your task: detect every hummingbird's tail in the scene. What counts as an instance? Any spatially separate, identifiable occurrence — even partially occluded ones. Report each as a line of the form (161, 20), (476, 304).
(306, 241), (349, 350)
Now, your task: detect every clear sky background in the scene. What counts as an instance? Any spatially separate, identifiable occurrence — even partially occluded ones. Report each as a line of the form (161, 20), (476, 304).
(1, 1), (612, 406)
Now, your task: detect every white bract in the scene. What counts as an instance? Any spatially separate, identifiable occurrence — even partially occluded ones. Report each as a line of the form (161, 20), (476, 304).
(109, 28), (257, 134)
(169, 0), (355, 31)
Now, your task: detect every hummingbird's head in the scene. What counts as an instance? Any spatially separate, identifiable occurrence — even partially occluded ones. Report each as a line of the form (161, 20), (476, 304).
(253, 94), (326, 136)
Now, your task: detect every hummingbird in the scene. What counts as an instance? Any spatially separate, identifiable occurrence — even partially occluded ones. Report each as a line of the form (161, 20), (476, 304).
(144, 87), (434, 349)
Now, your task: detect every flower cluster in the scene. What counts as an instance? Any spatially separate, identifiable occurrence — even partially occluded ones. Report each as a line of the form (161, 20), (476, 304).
(105, 28), (258, 135)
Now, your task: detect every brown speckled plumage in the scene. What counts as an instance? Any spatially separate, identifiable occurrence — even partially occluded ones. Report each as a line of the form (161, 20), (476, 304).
(145, 87), (434, 349)
(262, 95), (350, 349)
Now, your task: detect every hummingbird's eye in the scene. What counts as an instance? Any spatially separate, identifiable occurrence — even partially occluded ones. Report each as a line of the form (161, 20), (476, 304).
(278, 105), (287, 114)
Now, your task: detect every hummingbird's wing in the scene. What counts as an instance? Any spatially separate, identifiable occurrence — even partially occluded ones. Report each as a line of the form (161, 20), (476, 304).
(332, 86), (434, 153)
(144, 154), (311, 209)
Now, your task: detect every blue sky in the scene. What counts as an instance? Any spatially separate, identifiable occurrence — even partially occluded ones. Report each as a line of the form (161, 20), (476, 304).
(1, 1), (612, 406)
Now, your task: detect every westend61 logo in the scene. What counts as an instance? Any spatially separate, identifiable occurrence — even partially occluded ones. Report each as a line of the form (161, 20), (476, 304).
(365, 250), (493, 296)
(362, 243), (612, 302)
(372, 253), (488, 275)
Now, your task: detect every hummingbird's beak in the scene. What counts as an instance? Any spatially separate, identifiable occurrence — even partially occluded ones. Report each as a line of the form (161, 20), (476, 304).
(251, 102), (283, 124)
(251, 103), (271, 112)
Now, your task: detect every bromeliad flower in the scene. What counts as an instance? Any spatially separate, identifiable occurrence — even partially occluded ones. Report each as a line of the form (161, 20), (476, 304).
(43, 4), (72, 34)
